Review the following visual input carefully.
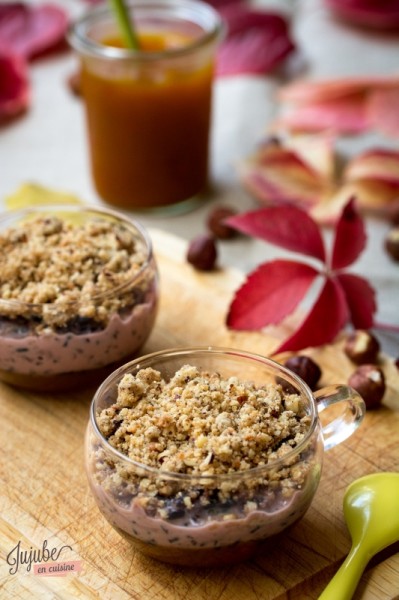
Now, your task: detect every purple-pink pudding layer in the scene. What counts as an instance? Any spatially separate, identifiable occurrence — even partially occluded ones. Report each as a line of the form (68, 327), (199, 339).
(89, 477), (316, 550)
(0, 298), (157, 376)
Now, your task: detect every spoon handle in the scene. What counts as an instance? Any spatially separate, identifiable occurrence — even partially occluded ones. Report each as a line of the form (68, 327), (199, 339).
(318, 545), (369, 600)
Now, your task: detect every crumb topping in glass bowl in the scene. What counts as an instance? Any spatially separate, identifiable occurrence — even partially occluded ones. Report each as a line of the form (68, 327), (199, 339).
(0, 212), (149, 331)
(93, 362), (315, 518)
(86, 347), (364, 566)
(0, 205), (158, 388)
(98, 364), (311, 479)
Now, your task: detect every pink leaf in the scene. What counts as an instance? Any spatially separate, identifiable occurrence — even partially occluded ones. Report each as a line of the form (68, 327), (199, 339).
(367, 88), (399, 138)
(336, 272), (376, 329)
(216, 7), (295, 77)
(0, 51), (30, 123)
(312, 180), (399, 223)
(227, 260), (319, 330)
(238, 140), (332, 210)
(275, 94), (371, 134)
(279, 75), (399, 104)
(0, 3), (68, 60)
(344, 147), (399, 186)
(285, 134), (336, 182)
(276, 276), (349, 352)
(226, 205), (326, 262)
(330, 198), (367, 270)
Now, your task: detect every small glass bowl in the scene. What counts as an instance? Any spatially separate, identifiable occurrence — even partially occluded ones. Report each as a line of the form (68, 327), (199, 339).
(0, 205), (159, 391)
(86, 347), (365, 567)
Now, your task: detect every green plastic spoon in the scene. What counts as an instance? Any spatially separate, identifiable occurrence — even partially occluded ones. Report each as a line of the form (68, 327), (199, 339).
(319, 472), (399, 600)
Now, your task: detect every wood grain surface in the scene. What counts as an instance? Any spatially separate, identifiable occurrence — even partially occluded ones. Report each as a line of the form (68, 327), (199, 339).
(0, 229), (398, 600)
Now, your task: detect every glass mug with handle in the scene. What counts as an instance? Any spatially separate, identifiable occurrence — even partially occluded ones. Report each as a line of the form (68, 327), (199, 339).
(85, 347), (366, 567)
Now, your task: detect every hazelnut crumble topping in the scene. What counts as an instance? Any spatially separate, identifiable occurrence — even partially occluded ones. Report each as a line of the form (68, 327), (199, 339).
(91, 366), (317, 533)
(0, 215), (148, 330)
(98, 365), (311, 477)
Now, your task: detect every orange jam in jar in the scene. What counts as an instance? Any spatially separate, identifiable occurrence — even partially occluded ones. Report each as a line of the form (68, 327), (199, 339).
(70, 1), (223, 212)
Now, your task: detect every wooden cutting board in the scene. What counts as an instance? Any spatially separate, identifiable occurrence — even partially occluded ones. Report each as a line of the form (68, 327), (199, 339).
(1, 229), (398, 600)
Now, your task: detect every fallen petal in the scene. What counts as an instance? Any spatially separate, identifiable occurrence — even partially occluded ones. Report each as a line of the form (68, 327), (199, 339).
(0, 3), (68, 60)
(226, 205), (326, 261)
(275, 276), (349, 352)
(330, 197), (367, 270)
(217, 7), (295, 76)
(0, 51), (30, 123)
(335, 272), (376, 329)
(227, 260), (319, 330)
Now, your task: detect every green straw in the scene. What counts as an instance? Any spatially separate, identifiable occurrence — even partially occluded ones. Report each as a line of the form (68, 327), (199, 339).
(109, 0), (140, 50)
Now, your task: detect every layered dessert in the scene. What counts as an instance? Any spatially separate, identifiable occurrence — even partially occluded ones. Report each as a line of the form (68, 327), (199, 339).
(0, 208), (158, 390)
(88, 364), (321, 566)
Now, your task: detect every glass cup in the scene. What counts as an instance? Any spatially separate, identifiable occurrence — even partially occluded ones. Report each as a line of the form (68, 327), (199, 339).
(68, 0), (224, 213)
(0, 205), (158, 391)
(85, 347), (365, 567)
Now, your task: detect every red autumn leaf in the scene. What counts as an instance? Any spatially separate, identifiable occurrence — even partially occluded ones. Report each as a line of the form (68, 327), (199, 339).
(0, 51), (30, 123)
(226, 201), (378, 351)
(324, 0), (399, 30)
(335, 272), (376, 329)
(216, 7), (295, 77)
(275, 276), (349, 352)
(330, 197), (367, 270)
(206, 0), (244, 8)
(226, 205), (326, 262)
(227, 260), (319, 330)
(0, 3), (68, 60)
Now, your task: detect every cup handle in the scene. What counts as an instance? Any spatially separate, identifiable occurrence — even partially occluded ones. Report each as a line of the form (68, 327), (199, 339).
(314, 385), (366, 451)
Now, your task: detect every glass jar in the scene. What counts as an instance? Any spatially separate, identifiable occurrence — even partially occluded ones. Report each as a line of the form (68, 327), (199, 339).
(69, 0), (224, 213)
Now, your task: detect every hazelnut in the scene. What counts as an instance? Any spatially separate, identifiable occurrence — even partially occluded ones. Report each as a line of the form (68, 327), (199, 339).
(282, 355), (322, 391)
(186, 234), (217, 271)
(385, 227), (399, 262)
(348, 364), (386, 409)
(262, 135), (281, 147)
(390, 207), (399, 226)
(206, 205), (238, 240)
(344, 330), (380, 365)
(67, 69), (82, 97)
